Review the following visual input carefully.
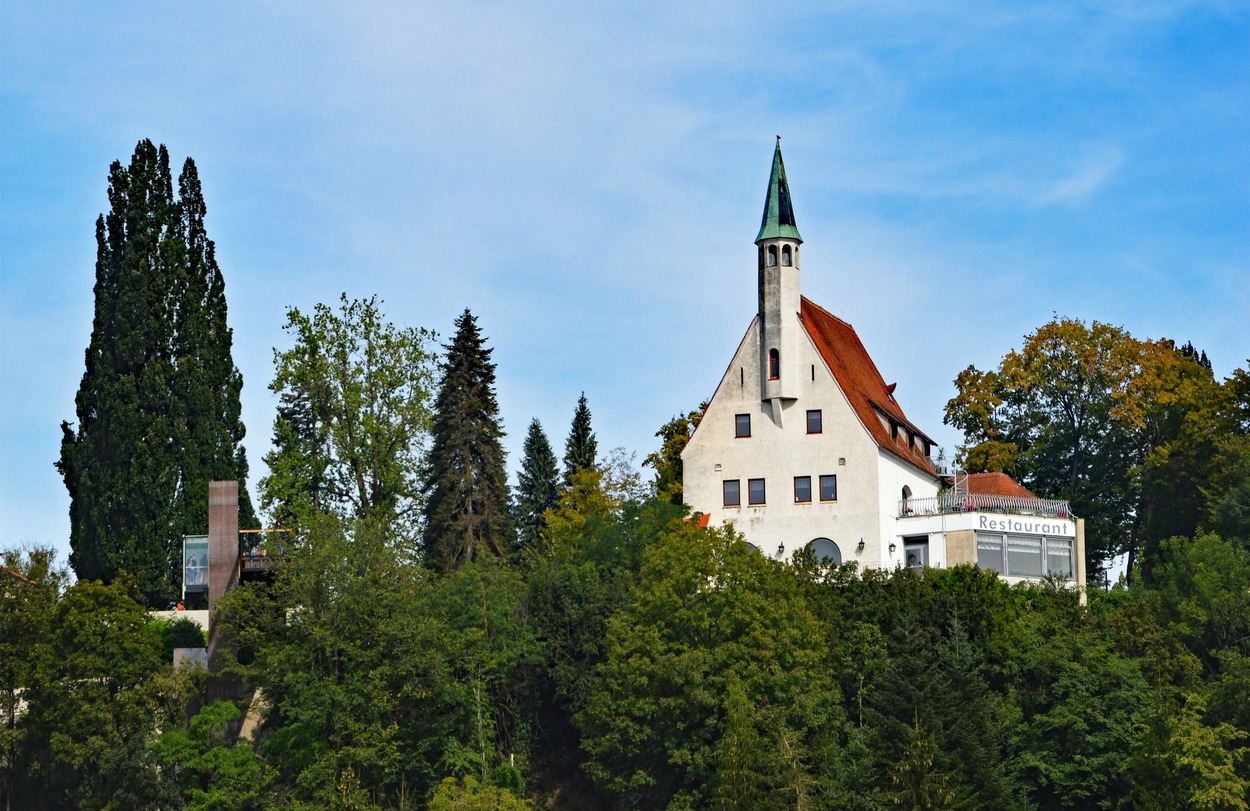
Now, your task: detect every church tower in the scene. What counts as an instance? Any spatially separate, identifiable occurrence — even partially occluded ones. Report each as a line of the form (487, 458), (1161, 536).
(756, 137), (803, 411)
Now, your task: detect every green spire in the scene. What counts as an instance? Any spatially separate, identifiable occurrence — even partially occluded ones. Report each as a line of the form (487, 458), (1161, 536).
(755, 137), (802, 244)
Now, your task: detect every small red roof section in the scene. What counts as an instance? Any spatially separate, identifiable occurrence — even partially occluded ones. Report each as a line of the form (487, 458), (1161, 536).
(684, 513), (712, 527)
(964, 472), (1037, 498)
(800, 298), (936, 477)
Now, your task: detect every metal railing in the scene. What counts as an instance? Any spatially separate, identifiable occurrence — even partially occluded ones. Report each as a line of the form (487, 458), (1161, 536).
(899, 492), (1073, 519)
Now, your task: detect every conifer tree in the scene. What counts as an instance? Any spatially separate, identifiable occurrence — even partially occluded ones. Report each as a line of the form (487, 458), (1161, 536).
(514, 419), (560, 554)
(422, 310), (511, 570)
(58, 140), (254, 606)
(563, 393), (597, 487)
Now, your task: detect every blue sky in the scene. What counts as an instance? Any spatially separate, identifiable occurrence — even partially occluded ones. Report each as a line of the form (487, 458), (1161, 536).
(3, 1), (1248, 571)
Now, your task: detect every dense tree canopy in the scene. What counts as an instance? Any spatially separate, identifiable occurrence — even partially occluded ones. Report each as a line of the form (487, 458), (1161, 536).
(34, 274), (1250, 810)
(8, 524), (1250, 809)
(945, 316), (1249, 579)
(58, 140), (256, 606)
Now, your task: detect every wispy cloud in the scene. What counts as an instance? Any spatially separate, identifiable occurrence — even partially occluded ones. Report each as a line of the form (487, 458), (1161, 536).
(1034, 146), (1126, 206)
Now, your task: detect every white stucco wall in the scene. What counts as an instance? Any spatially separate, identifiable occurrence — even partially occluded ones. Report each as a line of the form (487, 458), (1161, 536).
(875, 450), (943, 568)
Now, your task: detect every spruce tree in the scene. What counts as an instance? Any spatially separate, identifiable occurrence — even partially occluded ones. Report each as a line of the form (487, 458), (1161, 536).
(422, 309), (511, 570)
(514, 418), (560, 554)
(58, 140), (254, 606)
(563, 392), (598, 487)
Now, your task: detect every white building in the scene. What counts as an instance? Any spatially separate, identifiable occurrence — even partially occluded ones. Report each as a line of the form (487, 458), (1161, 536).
(681, 141), (1086, 590)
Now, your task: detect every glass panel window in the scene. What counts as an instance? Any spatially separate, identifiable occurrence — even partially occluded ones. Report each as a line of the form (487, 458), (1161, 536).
(1047, 538), (1073, 579)
(807, 538), (841, 564)
(819, 475), (838, 501)
(794, 476), (812, 503)
(1007, 535), (1043, 577)
(723, 480), (741, 507)
(806, 409), (822, 434)
(735, 413), (751, 438)
(904, 537), (928, 570)
(769, 349), (780, 380)
(183, 535), (209, 593)
(977, 533), (1004, 573)
(748, 478), (766, 505)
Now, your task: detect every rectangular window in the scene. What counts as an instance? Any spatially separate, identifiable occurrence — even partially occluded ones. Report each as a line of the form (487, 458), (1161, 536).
(819, 474), (838, 502)
(1047, 538), (1073, 579)
(977, 533), (1004, 573)
(735, 413), (751, 438)
(806, 409), (823, 434)
(723, 480), (741, 507)
(1007, 536), (1043, 577)
(794, 476), (812, 503)
(748, 478), (766, 505)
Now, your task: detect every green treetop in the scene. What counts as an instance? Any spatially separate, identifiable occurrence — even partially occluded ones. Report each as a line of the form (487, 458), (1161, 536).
(514, 419), (560, 556)
(422, 309), (512, 570)
(261, 294), (437, 535)
(562, 393), (597, 488)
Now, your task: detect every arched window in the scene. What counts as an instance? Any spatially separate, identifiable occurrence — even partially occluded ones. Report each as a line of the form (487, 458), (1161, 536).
(767, 245), (778, 266)
(807, 538), (841, 565)
(782, 245), (792, 266)
(768, 349), (780, 380)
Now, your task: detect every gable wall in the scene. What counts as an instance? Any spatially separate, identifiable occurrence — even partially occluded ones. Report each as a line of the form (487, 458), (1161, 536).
(683, 312), (889, 564)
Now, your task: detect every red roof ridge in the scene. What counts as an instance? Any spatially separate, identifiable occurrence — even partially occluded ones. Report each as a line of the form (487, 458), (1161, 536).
(799, 297), (937, 478)
(799, 296), (852, 329)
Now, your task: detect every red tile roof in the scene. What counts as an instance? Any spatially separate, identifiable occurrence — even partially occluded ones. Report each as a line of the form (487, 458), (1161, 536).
(800, 298), (937, 477)
(963, 472), (1036, 498)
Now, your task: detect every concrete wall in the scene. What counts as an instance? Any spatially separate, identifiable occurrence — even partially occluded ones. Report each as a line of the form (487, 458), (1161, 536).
(152, 608), (210, 631)
(946, 530), (976, 566)
(758, 239), (802, 401)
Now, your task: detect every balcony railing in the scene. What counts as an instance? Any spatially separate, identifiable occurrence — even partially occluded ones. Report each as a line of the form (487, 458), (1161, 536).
(899, 492), (1073, 519)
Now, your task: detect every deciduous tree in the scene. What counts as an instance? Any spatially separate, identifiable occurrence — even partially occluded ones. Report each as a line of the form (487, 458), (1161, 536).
(643, 406), (704, 506)
(579, 520), (839, 807)
(262, 294), (436, 535)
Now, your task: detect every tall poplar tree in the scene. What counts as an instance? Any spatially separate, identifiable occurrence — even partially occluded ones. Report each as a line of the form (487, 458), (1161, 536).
(169, 158), (257, 538)
(58, 140), (254, 606)
(514, 419), (560, 554)
(562, 393), (597, 487)
(422, 310), (511, 570)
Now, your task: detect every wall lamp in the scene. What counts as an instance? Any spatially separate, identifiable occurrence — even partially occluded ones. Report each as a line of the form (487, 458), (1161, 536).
(856, 538), (865, 553)
(888, 541), (897, 555)
(777, 544), (786, 558)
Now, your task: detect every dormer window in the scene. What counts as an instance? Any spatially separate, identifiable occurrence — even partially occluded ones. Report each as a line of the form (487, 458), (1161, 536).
(769, 349), (780, 380)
